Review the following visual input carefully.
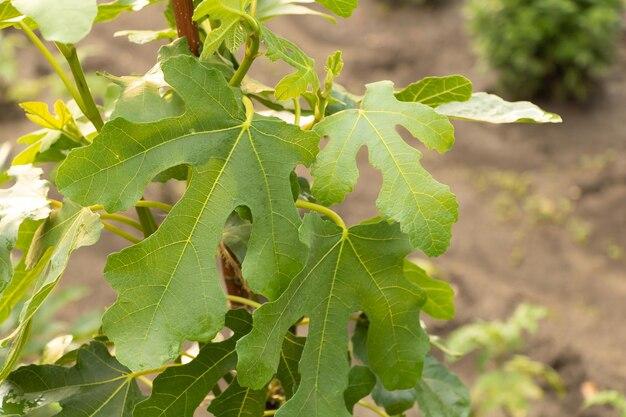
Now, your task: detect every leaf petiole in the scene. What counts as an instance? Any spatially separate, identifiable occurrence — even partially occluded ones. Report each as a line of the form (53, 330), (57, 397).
(295, 199), (347, 233)
(229, 18), (260, 87)
(101, 222), (141, 244)
(99, 213), (143, 232)
(56, 43), (104, 131)
(227, 295), (262, 309)
(357, 400), (390, 417)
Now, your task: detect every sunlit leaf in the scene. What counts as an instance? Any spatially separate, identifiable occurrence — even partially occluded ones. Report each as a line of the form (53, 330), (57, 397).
(314, 0), (357, 18)
(261, 27), (319, 100)
(114, 28), (176, 45)
(436, 92), (562, 124)
(96, 0), (161, 23)
(396, 75), (473, 107)
(12, 0), (97, 43)
(312, 80), (457, 256)
(0, 202), (101, 380)
(0, 165), (50, 288)
(193, 0), (250, 58)
(257, 0), (335, 22)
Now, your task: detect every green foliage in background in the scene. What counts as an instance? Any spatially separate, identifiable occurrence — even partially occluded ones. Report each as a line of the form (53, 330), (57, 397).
(446, 304), (565, 417)
(467, 0), (624, 100)
(0, 0), (561, 416)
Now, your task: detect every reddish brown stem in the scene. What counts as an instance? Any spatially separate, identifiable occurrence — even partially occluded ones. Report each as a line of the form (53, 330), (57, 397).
(219, 243), (251, 307)
(171, 0), (200, 56)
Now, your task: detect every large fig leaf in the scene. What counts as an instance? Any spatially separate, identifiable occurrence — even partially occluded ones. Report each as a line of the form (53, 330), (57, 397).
(237, 215), (429, 417)
(57, 55), (318, 371)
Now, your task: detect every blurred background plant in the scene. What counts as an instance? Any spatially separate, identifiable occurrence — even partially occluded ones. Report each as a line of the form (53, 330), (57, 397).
(0, 31), (108, 107)
(583, 386), (626, 417)
(466, 0), (624, 101)
(0, 286), (102, 369)
(445, 304), (565, 417)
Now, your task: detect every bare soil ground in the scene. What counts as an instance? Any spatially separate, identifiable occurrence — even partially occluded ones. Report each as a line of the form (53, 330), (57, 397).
(1, 1), (625, 416)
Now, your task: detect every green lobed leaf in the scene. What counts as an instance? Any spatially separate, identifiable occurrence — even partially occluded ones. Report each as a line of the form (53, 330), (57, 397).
(12, 0), (97, 44)
(352, 319), (469, 417)
(352, 316), (418, 415)
(237, 215), (429, 417)
(57, 55), (318, 371)
(312, 80), (458, 256)
(276, 333), (305, 399)
(414, 356), (470, 417)
(261, 27), (319, 100)
(396, 75), (473, 107)
(344, 366), (376, 411)
(193, 0), (249, 58)
(208, 379), (267, 417)
(0, 342), (144, 416)
(134, 309), (263, 417)
(435, 92), (562, 124)
(404, 260), (455, 320)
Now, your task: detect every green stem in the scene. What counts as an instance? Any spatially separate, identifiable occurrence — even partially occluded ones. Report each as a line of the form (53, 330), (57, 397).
(135, 205), (158, 238)
(295, 200), (347, 232)
(99, 213), (144, 232)
(229, 22), (260, 87)
(293, 98), (301, 126)
(227, 295), (262, 309)
(102, 222), (141, 244)
(136, 375), (153, 389)
(357, 400), (390, 417)
(56, 43), (104, 131)
(135, 200), (173, 213)
(17, 21), (85, 110)
(129, 363), (183, 379)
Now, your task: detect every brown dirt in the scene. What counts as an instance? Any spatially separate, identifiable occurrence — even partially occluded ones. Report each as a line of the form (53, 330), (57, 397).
(1, 1), (625, 416)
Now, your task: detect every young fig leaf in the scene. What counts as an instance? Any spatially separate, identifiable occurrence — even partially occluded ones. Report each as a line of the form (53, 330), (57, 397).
(261, 27), (319, 100)
(312, 80), (458, 256)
